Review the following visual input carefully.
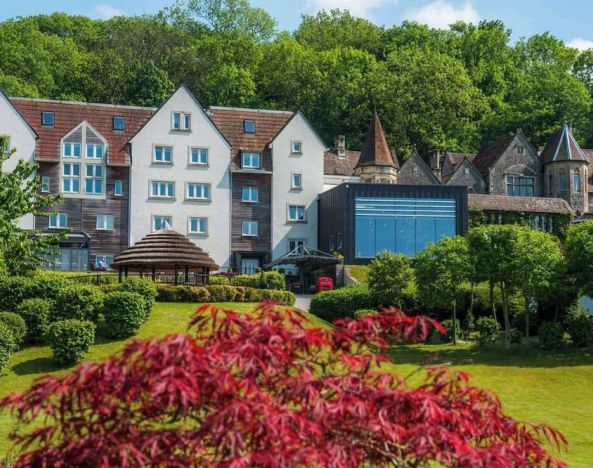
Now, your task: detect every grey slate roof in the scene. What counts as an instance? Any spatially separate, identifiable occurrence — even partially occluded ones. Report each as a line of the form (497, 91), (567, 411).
(469, 194), (573, 214)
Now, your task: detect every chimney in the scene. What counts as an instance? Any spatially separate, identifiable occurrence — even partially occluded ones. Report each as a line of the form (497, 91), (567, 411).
(335, 135), (346, 158)
(429, 149), (441, 170)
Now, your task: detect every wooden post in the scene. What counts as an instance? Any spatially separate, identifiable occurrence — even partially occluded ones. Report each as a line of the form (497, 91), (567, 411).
(118, 266), (122, 283)
(140, 265), (144, 278)
(152, 266), (156, 281)
(174, 264), (178, 285)
(184, 266), (189, 284)
(124, 266), (129, 278)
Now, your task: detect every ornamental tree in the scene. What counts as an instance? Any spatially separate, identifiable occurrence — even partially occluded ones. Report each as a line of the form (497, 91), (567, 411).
(367, 251), (413, 308)
(1, 303), (565, 466)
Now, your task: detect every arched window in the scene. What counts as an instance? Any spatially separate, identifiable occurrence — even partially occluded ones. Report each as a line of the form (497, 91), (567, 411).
(559, 169), (568, 192)
(573, 169), (581, 192)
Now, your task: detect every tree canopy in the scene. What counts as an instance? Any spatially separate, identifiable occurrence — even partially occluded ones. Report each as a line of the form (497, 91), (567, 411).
(1, 2), (592, 157)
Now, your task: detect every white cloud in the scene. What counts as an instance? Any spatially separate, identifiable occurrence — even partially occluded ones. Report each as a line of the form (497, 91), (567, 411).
(567, 38), (593, 51)
(92, 4), (125, 19)
(306, 0), (399, 19)
(407, 1), (480, 29)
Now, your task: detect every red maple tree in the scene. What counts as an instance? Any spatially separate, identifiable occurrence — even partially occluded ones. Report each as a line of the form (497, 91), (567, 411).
(1, 303), (566, 466)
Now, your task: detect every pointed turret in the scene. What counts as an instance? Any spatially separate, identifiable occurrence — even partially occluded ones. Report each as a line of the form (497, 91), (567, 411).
(354, 113), (399, 184)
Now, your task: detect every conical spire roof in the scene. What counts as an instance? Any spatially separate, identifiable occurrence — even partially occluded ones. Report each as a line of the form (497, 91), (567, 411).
(541, 122), (588, 164)
(355, 113), (399, 169)
(112, 229), (219, 270)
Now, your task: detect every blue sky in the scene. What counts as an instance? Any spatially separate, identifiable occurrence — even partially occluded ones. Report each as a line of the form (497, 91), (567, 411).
(2, 0), (593, 49)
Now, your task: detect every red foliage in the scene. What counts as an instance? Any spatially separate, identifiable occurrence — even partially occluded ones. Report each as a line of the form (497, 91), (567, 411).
(1, 304), (565, 467)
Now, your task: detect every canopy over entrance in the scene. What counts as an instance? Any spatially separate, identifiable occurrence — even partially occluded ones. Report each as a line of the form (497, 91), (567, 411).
(264, 245), (341, 270)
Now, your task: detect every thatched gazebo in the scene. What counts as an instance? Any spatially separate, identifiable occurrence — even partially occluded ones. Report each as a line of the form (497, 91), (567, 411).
(111, 229), (219, 284)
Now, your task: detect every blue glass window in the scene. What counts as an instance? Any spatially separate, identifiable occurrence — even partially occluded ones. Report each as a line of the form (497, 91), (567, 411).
(113, 116), (125, 131)
(244, 119), (256, 133)
(42, 112), (54, 126)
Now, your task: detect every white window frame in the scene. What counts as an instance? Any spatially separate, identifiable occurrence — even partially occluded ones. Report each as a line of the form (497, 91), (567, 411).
(86, 143), (104, 159)
(291, 173), (302, 190)
(96, 214), (114, 231)
(150, 181), (175, 199)
(153, 145), (173, 164)
(84, 164), (104, 195)
(241, 186), (259, 203)
(291, 140), (303, 154)
(95, 254), (113, 269)
(63, 142), (81, 158)
(62, 162), (81, 193)
(114, 180), (123, 197)
(242, 220), (258, 236)
(49, 213), (67, 229)
(287, 205), (306, 222)
(186, 182), (211, 201)
(153, 215), (173, 231)
(41, 176), (50, 193)
(188, 217), (208, 236)
(189, 147), (208, 166)
(241, 152), (261, 169)
(172, 112), (191, 131)
(1, 135), (10, 152)
(289, 239), (306, 252)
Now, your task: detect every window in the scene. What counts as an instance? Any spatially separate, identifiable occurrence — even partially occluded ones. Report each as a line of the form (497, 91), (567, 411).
(506, 175), (534, 197)
(49, 213), (67, 229)
(188, 217), (208, 235)
(291, 141), (302, 154)
(62, 163), (80, 193)
(548, 174), (553, 195)
(41, 176), (50, 193)
(288, 205), (306, 222)
(186, 183), (210, 200)
(95, 255), (113, 269)
(154, 146), (172, 163)
(150, 181), (175, 198)
(291, 173), (302, 190)
(1, 135), (10, 152)
(85, 165), (103, 194)
(241, 152), (261, 169)
(113, 116), (125, 131)
(464, 167), (470, 175)
(153, 216), (172, 231)
(190, 147), (208, 165)
(337, 233), (343, 250)
(559, 170), (568, 192)
(244, 119), (256, 133)
(114, 180), (123, 197)
(172, 112), (191, 131)
(516, 143), (524, 155)
(289, 239), (305, 252)
(86, 144), (104, 159)
(329, 235), (335, 252)
(242, 187), (259, 202)
(96, 214), (114, 230)
(242, 220), (258, 236)
(41, 111), (54, 126)
(574, 169), (581, 192)
(63, 142), (81, 158)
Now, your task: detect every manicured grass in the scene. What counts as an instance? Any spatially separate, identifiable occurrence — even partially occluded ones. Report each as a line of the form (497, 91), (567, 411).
(389, 343), (593, 466)
(346, 265), (369, 283)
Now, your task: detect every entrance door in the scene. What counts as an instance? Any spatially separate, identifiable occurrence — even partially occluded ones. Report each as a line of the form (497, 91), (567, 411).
(241, 258), (259, 274)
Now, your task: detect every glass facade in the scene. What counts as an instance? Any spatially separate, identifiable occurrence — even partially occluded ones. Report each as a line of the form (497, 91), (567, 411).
(44, 248), (89, 271)
(354, 197), (456, 258)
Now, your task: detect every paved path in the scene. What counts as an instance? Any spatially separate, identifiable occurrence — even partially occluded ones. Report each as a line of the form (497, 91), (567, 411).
(294, 295), (313, 311)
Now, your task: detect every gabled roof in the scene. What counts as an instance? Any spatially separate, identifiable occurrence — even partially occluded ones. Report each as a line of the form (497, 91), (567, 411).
(354, 113), (398, 169)
(472, 133), (516, 176)
(324, 149), (361, 176)
(469, 194), (573, 215)
(441, 151), (477, 178)
(540, 123), (588, 164)
(11, 97), (154, 165)
(0, 89), (38, 139)
(443, 157), (484, 186)
(398, 149), (440, 185)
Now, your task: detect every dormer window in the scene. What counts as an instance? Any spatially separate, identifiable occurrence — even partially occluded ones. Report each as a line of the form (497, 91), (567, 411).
(244, 119), (256, 134)
(113, 116), (125, 131)
(41, 111), (54, 126)
(172, 112), (191, 131)
(516, 144), (524, 155)
(242, 152), (261, 169)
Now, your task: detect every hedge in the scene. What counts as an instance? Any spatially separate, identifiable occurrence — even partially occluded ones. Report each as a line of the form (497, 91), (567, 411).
(103, 291), (150, 338)
(54, 285), (104, 322)
(0, 322), (16, 374)
(16, 298), (54, 343)
(121, 278), (157, 314)
(309, 285), (374, 323)
(155, 284), (295, 305)
(47, 320), (96, 364)
(564, 306), (593, 348)
(538, 322), (566, 349)
(0, 276), (36, 311)
(475, 316), (500, 346)
(0, 311), (27, 346)
(208, 271), (285, 290)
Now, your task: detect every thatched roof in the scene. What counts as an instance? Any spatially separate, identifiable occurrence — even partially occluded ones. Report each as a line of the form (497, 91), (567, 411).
(469, 194), (573, 215)
(112, 229), (219, 270)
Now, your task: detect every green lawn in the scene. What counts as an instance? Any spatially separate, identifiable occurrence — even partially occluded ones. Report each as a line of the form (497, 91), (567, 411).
(346, 265), (369, 283)
(1, 303), (592, 465)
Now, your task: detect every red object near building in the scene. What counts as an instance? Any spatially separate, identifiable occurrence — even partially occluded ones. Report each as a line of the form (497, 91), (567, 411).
(316, 276), (334, 293)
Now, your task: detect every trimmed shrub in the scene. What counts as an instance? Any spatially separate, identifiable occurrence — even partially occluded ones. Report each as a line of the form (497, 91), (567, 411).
(309, 285), (374, 323)
(440, 319), (461, 343)
(98, 283), (122, 294)
(47, 320), (95, 364)
(0, 276), (35, 311)
(0, 322), (16, 374)
(154, 284), (295, 305)
(190, 286), (211, 302)
(354, 309), (378, 319)
(538, 321), (566, 350)
(0, 311), (27, 346)
(16, 298), (53, 342)
(565, 306), (593, 348)
(103, 292), (148, 338)
(475, 317), (500, 346)
(54, 285), (104, 322)
(121, 278), (157, 313)
(29, 274), (71, 301)
(206, 285), (236, 302)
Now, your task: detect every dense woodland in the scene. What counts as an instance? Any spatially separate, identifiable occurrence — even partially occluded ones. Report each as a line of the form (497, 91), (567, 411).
(2, 0), (593, 159)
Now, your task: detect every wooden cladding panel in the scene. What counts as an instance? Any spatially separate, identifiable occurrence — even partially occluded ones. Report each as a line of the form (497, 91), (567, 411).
(231, 173), (271, 252)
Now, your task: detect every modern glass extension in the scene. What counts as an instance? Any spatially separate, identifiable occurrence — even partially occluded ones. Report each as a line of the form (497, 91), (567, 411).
(354, 197), (456, 258)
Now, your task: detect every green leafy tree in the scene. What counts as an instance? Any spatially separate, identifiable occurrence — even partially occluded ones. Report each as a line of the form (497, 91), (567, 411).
(367, 251), (413, 309)
(565, 220), (593, 297)
(124, 61), (175, 107)
(0, 138), (62, 275)
(415, 236), (470, 344)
